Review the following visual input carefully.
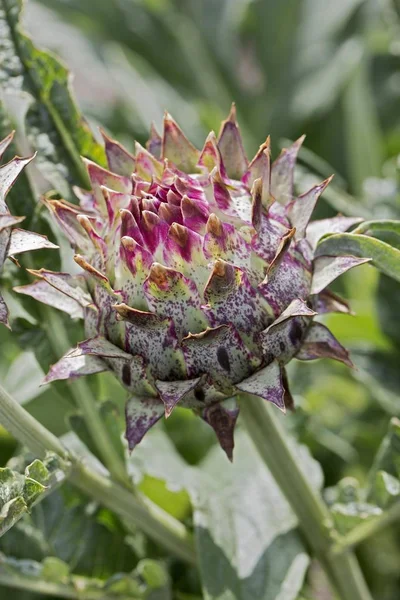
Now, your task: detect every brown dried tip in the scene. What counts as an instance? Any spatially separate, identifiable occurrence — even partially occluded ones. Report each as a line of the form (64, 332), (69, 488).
(169, 222), (188, 247)
(226, 102), (237, 123)
(251, 177), (263, 232)
(206, 213), (223, 237)
(148, 263), (170, 288)
(268, 228), (296, 274)
(142, 210), (159, 229)
(74, 254), (108, 283)
(213, 259), (227, 278)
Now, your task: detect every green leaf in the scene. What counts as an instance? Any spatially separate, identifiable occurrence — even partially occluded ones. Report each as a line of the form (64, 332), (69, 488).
(353, 220), (400, 250)
(376, 274), (400, 349)
(3, 351), (45, 405)
(130, 428), (324, 600)
(330, 502), (382, 535)
(0, 484), (144, 598)
(0, 553), (171, 599)
(0, 454), (68, 538)
(0, 0), (105, 198)
(366, 418), (400, 494)
(315, 232), (400, 282)
(370, 471), (400, 509)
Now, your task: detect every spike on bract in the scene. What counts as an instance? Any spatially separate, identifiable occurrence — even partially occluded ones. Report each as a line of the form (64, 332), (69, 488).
(20, 111), (366, 458)
(0, 134), (56, 329)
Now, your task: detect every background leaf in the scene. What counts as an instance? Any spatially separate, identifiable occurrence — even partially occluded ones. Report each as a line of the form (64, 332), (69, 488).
(130, 425), (323, 600)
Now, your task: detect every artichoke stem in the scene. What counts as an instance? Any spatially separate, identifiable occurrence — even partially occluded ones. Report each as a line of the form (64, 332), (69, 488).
(0, 381), (67, 459)
(0, 382), (197, 565)
(239, 395), (373, 600)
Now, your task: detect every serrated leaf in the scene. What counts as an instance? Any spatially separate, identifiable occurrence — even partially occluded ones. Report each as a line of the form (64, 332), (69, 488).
(315, 232), (400, 282)
(0, 479), (140, 582)
(0, 0), (106, 199)
(0, 454), (69, 538)
(130, 428), (323, 600)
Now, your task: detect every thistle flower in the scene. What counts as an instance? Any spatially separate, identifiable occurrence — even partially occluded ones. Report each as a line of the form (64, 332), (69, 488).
(0, 133), (57, 328)
(17, 107), (367, 459)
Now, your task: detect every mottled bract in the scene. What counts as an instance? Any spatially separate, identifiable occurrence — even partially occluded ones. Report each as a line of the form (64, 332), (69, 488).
(0, 133), (57, 328)
(18, 107), (368, 459)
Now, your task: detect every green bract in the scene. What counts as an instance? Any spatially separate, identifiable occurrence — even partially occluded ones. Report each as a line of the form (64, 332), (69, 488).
(0, 132), (57, 328)
(18, 108), (368, 458)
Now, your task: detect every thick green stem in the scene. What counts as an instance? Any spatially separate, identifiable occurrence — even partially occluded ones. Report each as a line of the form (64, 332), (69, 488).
(70, 461), (196, 565)
(44, 308), (129, 486)
(0, 382), (66, 458)
(0, 382), (196, 564)
(240, 395), (373, 600)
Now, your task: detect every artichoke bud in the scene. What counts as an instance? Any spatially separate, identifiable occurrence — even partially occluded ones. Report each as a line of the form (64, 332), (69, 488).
(18, 109), (367, 460)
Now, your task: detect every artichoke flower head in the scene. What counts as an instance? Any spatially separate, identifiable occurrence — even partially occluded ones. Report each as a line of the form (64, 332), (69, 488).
(18, 107), (367, 459)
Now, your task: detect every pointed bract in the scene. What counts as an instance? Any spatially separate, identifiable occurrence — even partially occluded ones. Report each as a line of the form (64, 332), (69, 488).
(0, 292), (10, 328)
(146, 122), (162, 159)
(217, 104), (248, 179)
(311, 255), (371, 295)
(288, 177), (332, 240)
(236, 360), (285, 411)
(296, 322), (353, 367)
(243, 138), (271, 206)
(0, 131), (14, 160)
(198, 132), (227, 179)
(258, 299), (315, 363)
(7, 229), (57, 256)
(101, 129), (135, 176)
(271, 136), (305, 206)
(14, 280), (84, 319)
(203, 397), (239, 461)
(0, 214), (25, 231)
(44, 354), (106, 384)
(162, 113), (200, 173)
(155, 377), (204, 417)
(0, 155), (35, 204)
(314, 290), (351, 314)
(125, 396), (164, 451)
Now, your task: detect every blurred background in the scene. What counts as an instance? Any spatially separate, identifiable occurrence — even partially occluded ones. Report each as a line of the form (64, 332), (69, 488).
(0, 0), (400, 598)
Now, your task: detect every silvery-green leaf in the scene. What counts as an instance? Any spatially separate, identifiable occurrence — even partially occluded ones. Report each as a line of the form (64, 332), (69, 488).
(0, 454), (68, 538)
(130, 428), (323, 600)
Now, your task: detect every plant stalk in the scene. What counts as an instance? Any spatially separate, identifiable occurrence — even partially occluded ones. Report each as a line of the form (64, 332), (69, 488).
(239, 395), (373, 600)
(0, 381), (196, 564)
(0, 381), (66, 458)
(70, 461), (196, 565)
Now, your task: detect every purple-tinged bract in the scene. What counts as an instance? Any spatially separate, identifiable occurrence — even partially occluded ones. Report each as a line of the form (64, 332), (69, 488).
(0, 133), (57, 328)
(20, 107), (367, 459)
